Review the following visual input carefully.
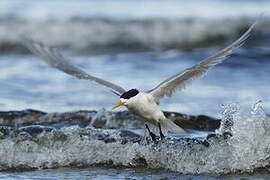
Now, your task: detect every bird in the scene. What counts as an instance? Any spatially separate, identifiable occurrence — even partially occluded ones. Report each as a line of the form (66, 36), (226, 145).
(22, 21), (256, 141)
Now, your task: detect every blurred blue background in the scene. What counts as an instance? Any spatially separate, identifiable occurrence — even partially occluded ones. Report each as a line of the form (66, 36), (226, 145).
(0, 0), (269, 117)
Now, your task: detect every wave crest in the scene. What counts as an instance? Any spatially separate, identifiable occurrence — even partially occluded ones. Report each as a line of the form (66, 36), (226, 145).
(0, 102), (269, 174)
(0, 17), (266, 53)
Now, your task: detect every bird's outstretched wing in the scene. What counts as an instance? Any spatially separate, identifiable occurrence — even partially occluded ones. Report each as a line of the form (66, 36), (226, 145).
(147, 21), (256, 102)
(23, 39), (126, 96)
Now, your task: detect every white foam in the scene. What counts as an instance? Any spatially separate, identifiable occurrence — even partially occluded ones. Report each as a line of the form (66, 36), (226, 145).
(0, 102), (269, 174)
(0, 18), (260, 52)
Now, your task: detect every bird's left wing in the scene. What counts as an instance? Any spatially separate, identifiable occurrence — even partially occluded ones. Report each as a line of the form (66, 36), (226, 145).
(23, 38), (126, 96)
(147, 21), (256, 102)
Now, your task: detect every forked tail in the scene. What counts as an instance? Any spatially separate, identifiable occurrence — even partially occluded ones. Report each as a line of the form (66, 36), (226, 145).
(161, 118), (186, 134)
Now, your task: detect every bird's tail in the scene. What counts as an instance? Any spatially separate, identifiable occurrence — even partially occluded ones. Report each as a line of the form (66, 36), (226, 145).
(161, 118), (186, 134)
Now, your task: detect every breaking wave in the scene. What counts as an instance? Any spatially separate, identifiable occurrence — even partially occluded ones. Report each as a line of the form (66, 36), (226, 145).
(0, 17), (268, 53)
(0, 101), (269, 174)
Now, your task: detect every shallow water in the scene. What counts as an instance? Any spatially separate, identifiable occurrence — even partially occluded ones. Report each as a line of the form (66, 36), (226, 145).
(1, 167), (270, 180)
(0, 102), (269, 176)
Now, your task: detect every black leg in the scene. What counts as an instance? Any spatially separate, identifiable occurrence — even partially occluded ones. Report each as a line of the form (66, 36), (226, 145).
(145, 124), (157, 141)
(158, 123), (165, 140)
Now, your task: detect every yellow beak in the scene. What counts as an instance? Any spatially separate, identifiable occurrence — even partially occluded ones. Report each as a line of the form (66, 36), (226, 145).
(112, 101), (125, 110)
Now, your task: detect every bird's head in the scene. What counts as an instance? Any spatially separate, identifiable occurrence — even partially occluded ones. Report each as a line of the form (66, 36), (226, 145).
(112, 89), (139, 110)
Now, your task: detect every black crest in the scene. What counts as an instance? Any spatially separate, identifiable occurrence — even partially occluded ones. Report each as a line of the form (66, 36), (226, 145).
(120, 89), (139, 99)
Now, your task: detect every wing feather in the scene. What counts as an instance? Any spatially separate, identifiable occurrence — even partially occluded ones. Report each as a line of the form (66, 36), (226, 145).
(23, 38), (126, 96)
(147, 21), (256, 101)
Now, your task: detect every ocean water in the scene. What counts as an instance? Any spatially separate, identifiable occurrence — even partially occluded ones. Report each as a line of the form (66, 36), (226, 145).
(1, 167), (270, 180)
(1, 41), (270, 116)
(0, 102), (270, 179)
(0, 0), (270, 179)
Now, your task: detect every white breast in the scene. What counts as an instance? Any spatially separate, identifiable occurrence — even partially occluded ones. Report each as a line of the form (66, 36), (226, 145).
(124, 92), (165, 125)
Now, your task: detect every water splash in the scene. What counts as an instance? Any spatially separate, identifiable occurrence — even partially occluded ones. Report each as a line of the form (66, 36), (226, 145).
(225, 101), (270, 171)
(216, 103), (240, 135)
(251, 100), (265, 116)
(0, 102), (270, 174)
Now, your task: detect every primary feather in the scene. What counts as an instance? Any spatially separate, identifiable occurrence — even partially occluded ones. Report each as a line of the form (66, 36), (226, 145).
(23, 38), (126, 96)
(147, 21), (256, 102)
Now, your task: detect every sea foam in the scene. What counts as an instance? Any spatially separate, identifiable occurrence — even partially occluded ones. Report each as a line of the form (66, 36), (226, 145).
(0, 102), (269, 174)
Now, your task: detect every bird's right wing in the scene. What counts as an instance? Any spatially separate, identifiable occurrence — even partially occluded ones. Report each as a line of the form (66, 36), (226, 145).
(23, 38), (126, 96)
(147, 21), (256, 102)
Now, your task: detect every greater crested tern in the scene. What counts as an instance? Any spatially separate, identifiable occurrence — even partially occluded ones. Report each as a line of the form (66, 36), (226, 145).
(23, 22), (255, 140)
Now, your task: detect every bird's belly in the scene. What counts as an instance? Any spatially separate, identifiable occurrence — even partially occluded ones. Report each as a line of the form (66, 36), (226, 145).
(127, 102), (164, 125)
